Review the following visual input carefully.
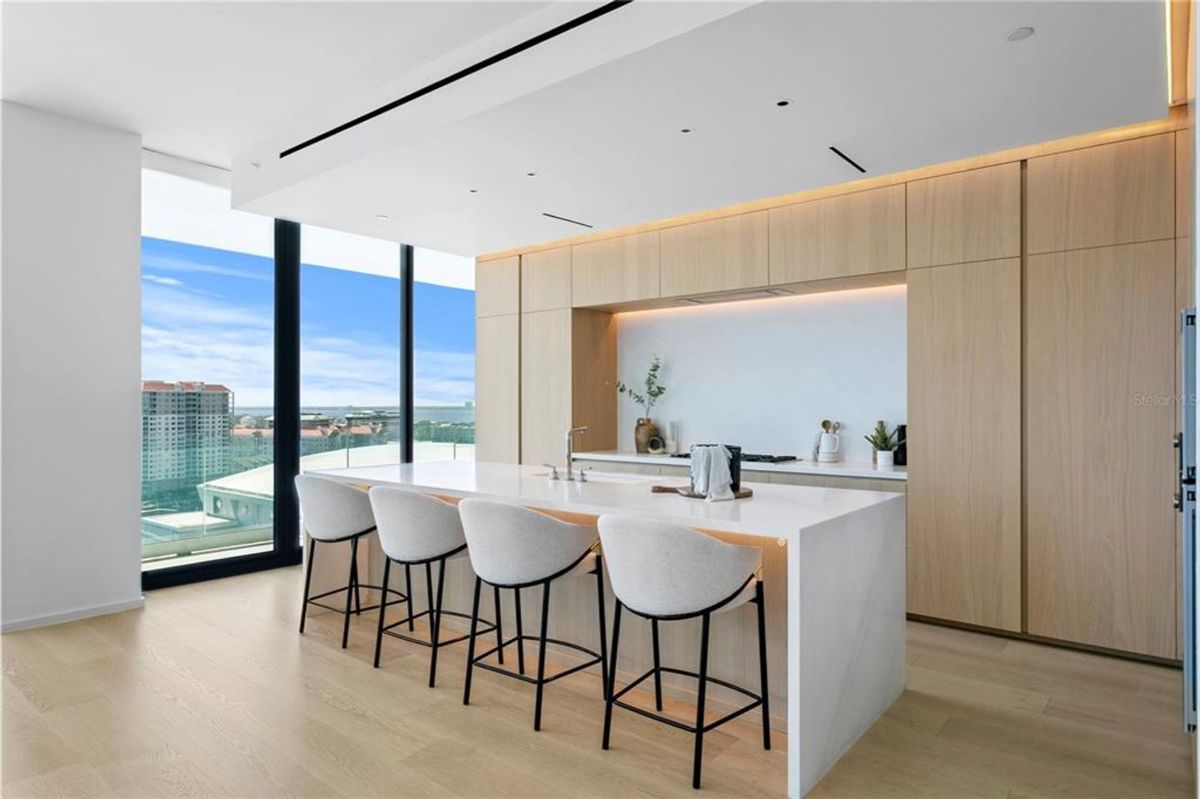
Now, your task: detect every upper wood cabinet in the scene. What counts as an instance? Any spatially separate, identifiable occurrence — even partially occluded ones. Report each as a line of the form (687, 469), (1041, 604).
(769, 185), (905, 284)
(475, 256), (520, 317)
(907, 258), (1022, 632)
(659, 212), (768, 297)
(1026, 133), (1175, 254)
(572, 232), (659, 307)
(521, 247), (571, 312)
(907, 164), (1021, 268)
(475, 314), (520, 463)
(1025, 240), (1176, 658)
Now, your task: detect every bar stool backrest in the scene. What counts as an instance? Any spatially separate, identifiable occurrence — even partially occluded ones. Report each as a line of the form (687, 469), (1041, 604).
(458, 498), (596, 586)
(597, 514), (760, 617)
(294, 475), (375, 541)
(368, 487), (465, 563)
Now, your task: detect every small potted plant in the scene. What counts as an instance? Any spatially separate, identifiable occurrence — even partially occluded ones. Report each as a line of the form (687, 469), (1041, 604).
(617, 356), (668, 453)
(864, 420), (903, 468)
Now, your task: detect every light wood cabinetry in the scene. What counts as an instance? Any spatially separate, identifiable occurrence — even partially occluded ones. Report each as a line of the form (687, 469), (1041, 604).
(906, 164), (1021, 268)
(659, 212), (768, 297)
(521, 246), (571, 312)
(1025, 240), (1177, 658)
(1178, 128), (1193, 239)
(768, 185), (905, 284)
(519, 309), (617, 466)
(520, 309), (572, 466)
(572, 232), (659, 307)
(1026, 133), (1175, 254)
(475, 256), (520, 317)
(474, 314), (520, 463)
(906, 259), (1022, 631)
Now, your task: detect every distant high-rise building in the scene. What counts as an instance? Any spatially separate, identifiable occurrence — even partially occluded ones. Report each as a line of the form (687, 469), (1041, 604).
(141, 381), (233, 499)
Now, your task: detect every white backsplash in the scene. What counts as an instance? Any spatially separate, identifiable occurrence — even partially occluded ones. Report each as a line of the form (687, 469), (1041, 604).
(615, 285), (907, 463)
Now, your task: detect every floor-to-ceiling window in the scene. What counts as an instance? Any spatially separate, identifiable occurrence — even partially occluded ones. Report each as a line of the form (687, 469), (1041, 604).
(140, 168), (280, 572)
(298, 225), (403, 472)
(413, 247), (476, 461)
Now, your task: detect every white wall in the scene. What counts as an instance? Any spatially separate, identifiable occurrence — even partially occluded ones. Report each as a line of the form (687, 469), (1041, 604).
(615, 285), (906, 463)
(2, 102), (143, 630)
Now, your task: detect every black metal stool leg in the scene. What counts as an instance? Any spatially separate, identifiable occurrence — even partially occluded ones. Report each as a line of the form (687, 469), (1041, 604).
(462, 576), (482, 705)
(514, 588), (527, 675)
(373, 559), (392, 668)
(692, 612), (711, 790)
(493, 585), (505, 665)
(533, 579), (552, 731)
(602, 600), (623, 750)
(595, 556), (609, 701)
(404, 564), (415, 631)
(353, 547), (363, 615)
(651, 618), (664, 711)
(424, 561), (435, 626)
(341, 536), (359, 649)
(755, 580), (771, 750)
(428, 557), (447, 688)
(299, 537), (316, 633)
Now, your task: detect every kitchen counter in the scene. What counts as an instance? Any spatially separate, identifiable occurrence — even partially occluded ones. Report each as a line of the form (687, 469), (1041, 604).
(311, 460), (905, 797)
(573, 449), (908, 481)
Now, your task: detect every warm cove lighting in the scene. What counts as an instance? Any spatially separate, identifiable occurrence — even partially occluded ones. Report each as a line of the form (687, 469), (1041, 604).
(613, 283), (907, 318)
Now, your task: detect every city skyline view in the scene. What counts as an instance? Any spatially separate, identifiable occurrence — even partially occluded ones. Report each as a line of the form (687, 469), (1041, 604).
(142, 235), (476, 409)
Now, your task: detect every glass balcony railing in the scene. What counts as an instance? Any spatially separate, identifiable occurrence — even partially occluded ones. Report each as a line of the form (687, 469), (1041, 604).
(141, 413), (474, 567)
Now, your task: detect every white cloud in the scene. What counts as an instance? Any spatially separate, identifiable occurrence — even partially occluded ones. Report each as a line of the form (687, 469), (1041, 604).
(142, 274), (184, 287)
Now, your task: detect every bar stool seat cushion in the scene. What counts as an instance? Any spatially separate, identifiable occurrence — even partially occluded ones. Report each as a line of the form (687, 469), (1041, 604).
(597, 514), (761, 617)
(368, 486), (467, 563)
(294, 474), (375, 542)
(458, 498), (597, 586)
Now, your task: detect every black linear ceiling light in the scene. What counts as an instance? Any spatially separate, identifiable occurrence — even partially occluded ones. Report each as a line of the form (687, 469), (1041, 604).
(280, 0), (634, 159)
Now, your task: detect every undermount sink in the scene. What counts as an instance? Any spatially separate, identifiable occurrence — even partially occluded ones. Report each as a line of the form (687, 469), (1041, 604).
(532, 471), (659, 485)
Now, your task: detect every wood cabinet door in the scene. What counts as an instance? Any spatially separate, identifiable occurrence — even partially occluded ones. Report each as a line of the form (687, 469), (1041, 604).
(520, 309), (573, 466)
(907, 259), (1022, 631)
(768, 185), (905, 284)
(571, 232), (659, 307)
(907, 163), (1021, 268)
(474, 314), (520, 463)
(1026, 133), (1175, 254)
(475, 256), (520, 317)
(521, 247), (571, 312)
(659, 211), (768, 297)
(1025, 240), (1177, 657)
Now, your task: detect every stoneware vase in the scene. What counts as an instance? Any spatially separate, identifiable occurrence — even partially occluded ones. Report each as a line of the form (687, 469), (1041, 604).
(876, 449), (895, 469)
(634, 418), (659, 454)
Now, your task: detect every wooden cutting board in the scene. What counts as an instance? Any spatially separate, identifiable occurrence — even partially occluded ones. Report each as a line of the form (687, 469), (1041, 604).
(651, 485), (754, 500)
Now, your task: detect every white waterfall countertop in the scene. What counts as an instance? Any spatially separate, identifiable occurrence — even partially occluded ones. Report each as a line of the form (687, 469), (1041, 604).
(308, 459), (903, 540)
(309, 459), (905, 798)
(571, 450), (907, 481)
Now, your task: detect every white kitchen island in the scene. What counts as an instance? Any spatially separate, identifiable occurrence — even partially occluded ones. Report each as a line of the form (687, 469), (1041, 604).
(311, 460), (905, 798)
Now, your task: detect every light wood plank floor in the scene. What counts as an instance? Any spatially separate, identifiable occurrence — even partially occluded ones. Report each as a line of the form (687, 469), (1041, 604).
(2, 566), (1193, 797)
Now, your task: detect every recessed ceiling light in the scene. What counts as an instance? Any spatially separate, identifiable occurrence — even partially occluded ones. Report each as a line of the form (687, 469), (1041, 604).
(1005, 26), (1034, 42)
(469, 189), (478, 194)
(526, 172), (537, 177)
(680, 128), (693, 134)
(375, 214), (389, 220)
(776, 99), (790, 107)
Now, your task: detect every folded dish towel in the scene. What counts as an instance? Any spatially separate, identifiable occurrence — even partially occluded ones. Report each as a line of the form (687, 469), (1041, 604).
(690, 445), (735, 502)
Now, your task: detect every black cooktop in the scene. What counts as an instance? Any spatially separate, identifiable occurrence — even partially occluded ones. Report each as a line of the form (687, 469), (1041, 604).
(670, 452), (799, 463)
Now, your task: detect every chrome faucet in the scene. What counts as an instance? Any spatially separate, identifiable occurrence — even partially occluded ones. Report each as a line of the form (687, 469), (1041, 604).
(565, 426), (589, 481)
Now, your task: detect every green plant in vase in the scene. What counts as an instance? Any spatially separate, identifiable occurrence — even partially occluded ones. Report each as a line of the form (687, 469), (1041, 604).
(864, 420), (904, 468)
(617, 356), (668, 453)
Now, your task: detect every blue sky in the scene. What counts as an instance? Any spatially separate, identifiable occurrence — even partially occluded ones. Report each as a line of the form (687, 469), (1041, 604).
(141, 236), (475, 408)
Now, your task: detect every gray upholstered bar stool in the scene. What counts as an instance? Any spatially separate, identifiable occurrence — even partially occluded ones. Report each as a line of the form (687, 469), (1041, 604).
(294, 474), (406, 649)
(367, 487), (500, 687)
(597, 514), (770, 790)
(458, 498), (608, 731)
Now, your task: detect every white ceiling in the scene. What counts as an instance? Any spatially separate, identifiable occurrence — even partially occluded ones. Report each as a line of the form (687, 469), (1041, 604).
(1, 1), (549, 168)
(3, 1), (1170, 257)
